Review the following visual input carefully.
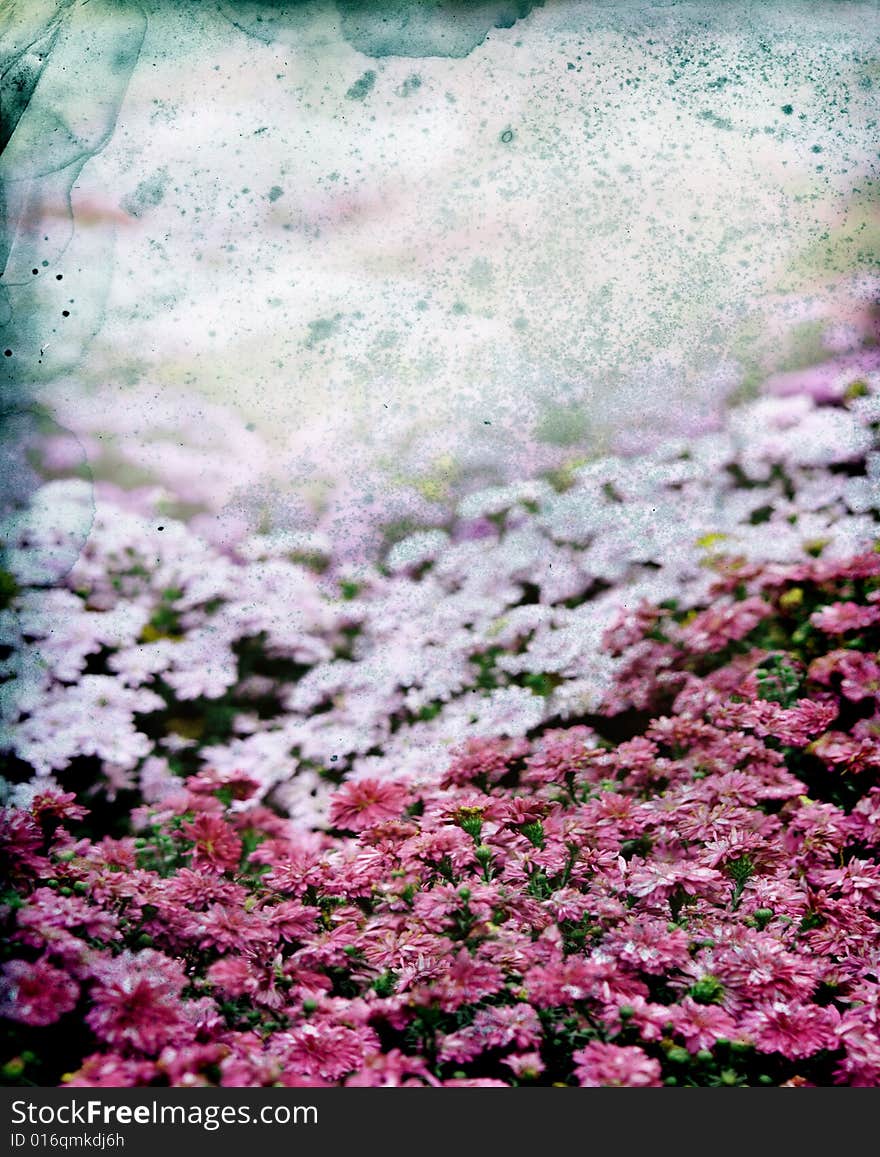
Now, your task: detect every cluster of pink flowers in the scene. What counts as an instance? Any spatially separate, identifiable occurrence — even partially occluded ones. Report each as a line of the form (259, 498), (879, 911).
(1, 543), (880, 1086)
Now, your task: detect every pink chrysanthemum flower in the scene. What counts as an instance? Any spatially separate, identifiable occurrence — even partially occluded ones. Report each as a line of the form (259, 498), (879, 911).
(573, 1042), (662, 1087)
(810, 601), (880, 634)
(85, 950), (190, 1055)
(0, 809), (47, 878)
(329, 779), (410, 832)
(0, 958), (80, 1026)
(66, 1054), (158, 1087)
(421, 950), (505, 1012)
(502, 1052), (546, 1079)
(669, 996), (738, 1053)
(741, 1001), (839, 1060)
(276, 1022), (377, 1081)
(181, 814), (243, 873)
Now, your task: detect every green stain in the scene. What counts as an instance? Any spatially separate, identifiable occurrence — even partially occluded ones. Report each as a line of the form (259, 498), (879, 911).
(0, 18), (62, 157)
(216, 0), (544, 58)
(121, 168), (169, 218)
(345, 70), (377, 101)
(0, 6), (146, 185)
(396, 73), (422, 97)
(216, 1), (326, 48)
(781, 103), (794, 115)
(0, 0), (146, 395)
(267, 185), (284, 202)
(335, 1), (543, 59)
(305, 314), (343, 348)
(534, 405), (590, 447)
(778, 321), (833, 373)
(467, 257), (494, 289)
(119, 360), (148, 387)
(697, 109), (733, 131)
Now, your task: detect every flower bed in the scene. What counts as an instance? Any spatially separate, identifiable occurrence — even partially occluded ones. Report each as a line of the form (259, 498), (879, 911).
(1, 339), (879, 1085)
(3, 549), (880, 1086)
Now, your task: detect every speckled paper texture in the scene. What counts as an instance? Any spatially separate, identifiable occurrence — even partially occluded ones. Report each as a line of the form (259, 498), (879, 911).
(2, 1), (878, 530)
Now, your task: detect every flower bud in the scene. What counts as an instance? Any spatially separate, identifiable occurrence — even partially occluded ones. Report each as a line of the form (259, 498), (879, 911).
(458, 814), (483, 841)
(753, 907), (774, 930)
(520, 821), (545, 849)
(779, 587), (804, 612)
(689, 975), (725, 1005)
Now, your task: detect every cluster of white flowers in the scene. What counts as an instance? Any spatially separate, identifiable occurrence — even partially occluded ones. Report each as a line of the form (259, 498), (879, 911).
(2, 343), (878, 825)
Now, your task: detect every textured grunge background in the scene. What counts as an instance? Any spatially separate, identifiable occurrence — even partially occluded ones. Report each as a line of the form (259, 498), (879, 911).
(3, 3), (880, 1092)
(2, 1), (879, 535)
